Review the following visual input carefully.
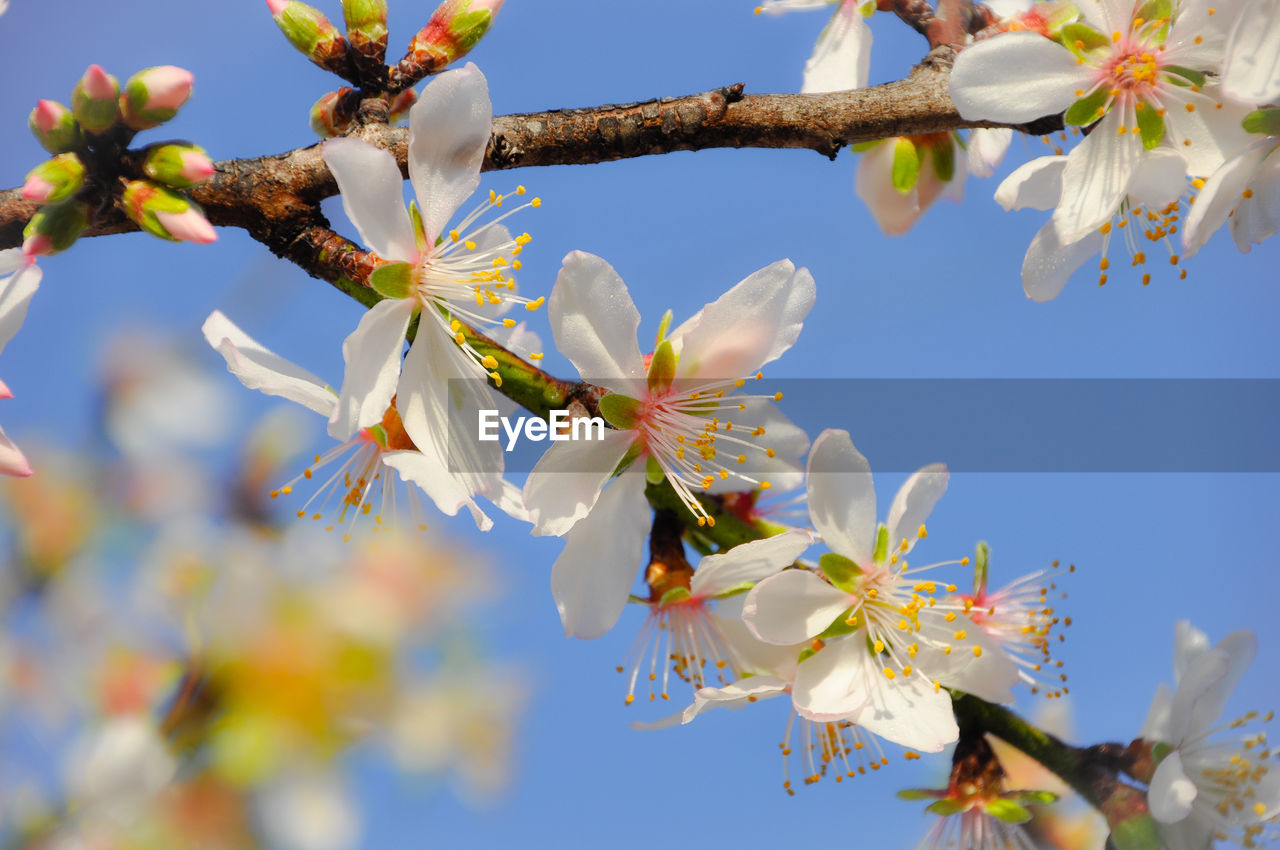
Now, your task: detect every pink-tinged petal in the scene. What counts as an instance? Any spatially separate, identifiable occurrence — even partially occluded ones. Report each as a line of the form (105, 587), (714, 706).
(395, 323), (502, 503)
(523, 428), (637, 537)
(886, 462), (947, 555)
(800, 3), (871, 93)
(669, 260), (815, 380)
(0, 248), (25, 276)
(1054, 108), (1140, 242)
(322, 138), (417, 263)
(1228, 143), (1280, 254)
(1161, 88), (1254, 178)
(381, 450), (492, 531)
(154, 209), (217, 245)
(855, 140), (925, 236)
(967, 127), (1013, 178)
(551, 472), (649, 639)
(848, 667), (959, 752)
(1128, 149), (1187, 209)
(328, 298), (414, 440)
(407, 63), (492, 244)
(548, 251), (646, 392)
(1223, 0), (1280, 105)
(1141, 682), (1174, 741)
(1149, 751), (1197, 823)
(0, 426), (32, 477)
(202, 311), (336, 417)
(949, 32), (1092, 123)
(681, 676), (791, 724)
(1021, 218), (1105, 302)
(994, 156), (1067, 211)
(742, 569), (853, 645)
(0, 263), (42, 355)
(690, 530), (813, 597)
(0, 380), (10, 400)
(805, 428), (876, 565)
(702, 399), (808, 496)
(792, 637), (874, 720)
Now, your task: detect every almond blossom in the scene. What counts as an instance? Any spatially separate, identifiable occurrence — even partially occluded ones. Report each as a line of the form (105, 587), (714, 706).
(755, 0), (875, 93)
(0, 249), (42, 477)
(950, 0), (1252, 242)
(1182, 109), (1280, 258)
(1221, 0), (1280, 106)
(1139, 621), (1279, 850)
(523, 250), (814, 639)
(854, 133), (968, 235)
(319, 62), (541, 524)
(742, 429), (1020, 753)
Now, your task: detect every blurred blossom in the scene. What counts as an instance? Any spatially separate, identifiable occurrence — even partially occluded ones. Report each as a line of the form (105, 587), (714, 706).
(259, 772), (360, 850)
(1, 446), (98, 582)
(64, 715), (177, 830)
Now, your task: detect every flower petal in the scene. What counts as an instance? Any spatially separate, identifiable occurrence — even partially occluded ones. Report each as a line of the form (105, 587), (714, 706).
(1021, 218), (1105, 302)
(1141, 682), (1174, 741)
(0, 248), (25, 276)
(792, 637), (874, 721)
(855, 140), (924, 236)
(408, 63), (492, 244)
(1161, 87), (1254, 178)
(1149, 751), (1197, 823)
(691, 530), (813, 597)
(669, 260), (815, 380)
(0, 424), (32, 477)
(800, 3), (871, 93)
(1174, 629), (1257, 742)
(1054, 108), (1140, 242)
(805, 428), (876, 565)
(1128, 148), (1187, 209)
(551, 472), (649, 639)
(949, 32), (1092, 123)
(523, 427), (637, 537)
(381, 449), (492, 531)
(201, 310), (336, 417)
(968, 127), (1013, 178)
(847, 662), (959, 751)
(322, 138), (417, 263)
(995, 156), (1067, 212)
(886, 462), (947, 556)
(1228, 141), (1280, 254)
(1223, 0), (1280, 105)
(681, 676), (791, 723)
(1173, 620), (1211, 683)
(913, 615), (1020, 704)
(742, 568), (852, 645)
(548, 251), (646, 393)
(328, 298), (414, 440)
(0, 262), (41, 356)
(702, 399), (808, 496)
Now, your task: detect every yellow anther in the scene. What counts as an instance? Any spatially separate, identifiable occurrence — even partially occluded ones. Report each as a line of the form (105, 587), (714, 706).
(526, 296), (545, 311)
(883, 668), (896, 680)
(449, 230), (460, 242)
(502, 318), (516, 328)
(481, 355), (499, 370)
(464, 239), (477, 250)
(531, 198), (542, 207)
(455, 331), (466, 345)
(760, 481), (772, 490)
(973, 645), (983, 658)
(874, 640), (885, 653)
(489, 371), (503, 387)
(954, 630), (967, 640)
(529, 352), (544, 360)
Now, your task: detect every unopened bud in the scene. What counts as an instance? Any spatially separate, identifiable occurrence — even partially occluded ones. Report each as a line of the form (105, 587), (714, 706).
(121, 180), (217, 244)
(142, 144), (215, 189)
(71, 64), (121, 133)
(401, 0), (504, 78)
(120, 66), (194, 130)
(28, 100), (84, 154)
(310, 89), (357, 139)
(266, 0), (352, 76)
(22, 154), (86, 204)
(22, 198), (91, 256)
(343, 0), (388, 63)
(388, 89), (417, 124)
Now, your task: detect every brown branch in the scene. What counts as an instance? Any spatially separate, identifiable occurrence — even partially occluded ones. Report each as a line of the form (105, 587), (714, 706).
(878, 0), (996, 48)
(0, 62), (1061, 248)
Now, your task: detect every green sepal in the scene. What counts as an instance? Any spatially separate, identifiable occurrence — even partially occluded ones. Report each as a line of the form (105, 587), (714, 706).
(1164, 65), (1207, 88)
(712, 581), (755, 600)
(654, 308), (673, 348)
(25, 154), (86, 204)
(645, 454), (665, 485)
(28, 101), (83, 154)
(1010, 790), (1060, 806)
(931, 139), (956, 184)
(1108, 814), (1163, 850)
(1136, 100), (1165, 150)
(450, 8), (495, 53)
(1151, 741), (1173, 763)
(1243, 107), (1280, 136)
(973, 541), (990, 596)
(872, 523), (889, 563)
(817, 608), (859, 639)
(897, 788), (940, 801)
(408, 201), (430, 256)
(987, 799), (1033, 824)
(926, 799), (967, 817)
(370, 262), (414, 299)
(22, 199), (90, 255)
(1059, 23), (1110, 60)
(659, 586), (692, 605)
(1134, 0), (1172, 24)
(797, 646), (818, 664)
(850, 140), (881, 154)
(600, 393), (644, 430)
(366, 423), (389, 448)
(819, 552), (861, 592)
(1064, 85), (1110, 126)
(648, 338), (677, 395)
(891, 138), (921, 194)
(71, 70), (121, 133)
(858, 0), (875, 16)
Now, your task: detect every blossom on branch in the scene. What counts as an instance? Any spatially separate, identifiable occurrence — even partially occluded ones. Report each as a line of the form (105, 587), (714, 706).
(755, 0), (875, 93)
(0, 249), (42, 477)
(1182, 109), (1280, 259)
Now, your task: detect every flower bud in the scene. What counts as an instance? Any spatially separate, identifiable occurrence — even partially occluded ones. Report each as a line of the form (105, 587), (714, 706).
(121, 180), (217, 244)
(28, 100), (84, 154)
(310, 89), (357, 139)
(343, 0), (388, 63)
(22, 154), (86, 204)
(266, 0), (352, 76)
(142, 144), (215, 189)
(400, 0), (504, 78)
(22, 198), (91, 256)
(71, 64), (121, 133)
(388, 89), (417, 124)
(120, 66), (195, 130)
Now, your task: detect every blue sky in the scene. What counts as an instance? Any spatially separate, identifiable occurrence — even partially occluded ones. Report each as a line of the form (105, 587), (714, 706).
(2, 1), (1278, 848)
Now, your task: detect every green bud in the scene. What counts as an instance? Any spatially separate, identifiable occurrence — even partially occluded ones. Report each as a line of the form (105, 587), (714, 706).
(22, 198), (91, 256)
(71, 64), (121, 133)
(28, 100), (84, 154)
(121, 180), (217, 244)
(22, 154), (86, 204)
(142, 144), (216, 189)
(400, 0), (503, 78)
(343, 0), (388, 62)
(121, 66), (195, 130)
(267, 0), (352, 75)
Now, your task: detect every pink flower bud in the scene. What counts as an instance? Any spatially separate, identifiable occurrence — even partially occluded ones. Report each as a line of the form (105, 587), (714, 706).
(178, 151), (216, 184)
(0, 439), (33, 478)
(21, 234), (54, 258)
(32, 100), (69, 133)
(121, 66), (196, 130)
(80, 64), (117, 101)
(155, 209), (217, 245)
(266, 0), (289, 15)
(0, 380), (12, 401)
(21, 176), (56, 203)
(72, 64), (121, 132)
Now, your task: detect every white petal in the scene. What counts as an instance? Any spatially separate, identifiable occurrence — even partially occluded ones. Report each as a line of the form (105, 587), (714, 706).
(381, 450), (492, 531)
(800, 3), (871, 93)
(805, 428), (876, 565)
(550, 472), (649, 639)
(1141, 682), (1174, 741)
(949, 32), (1092, 123)
(690, 530), (813, 597)
(1177, 630), (1257, 741)
(408, 63), (492, 243)
(1161, 88), (1254, 178)
(523, 428), (637, 537)
(713, 608), (805, 679)
(669, 260), (815, 380)
(967, 127), (1013, 178)
(994, 156), (1067, 211)
(0, 425), (32, 477)
(1223, 0), (1280, 105)
(548, 251), (646, 393)
(1021, 219), (1106, 302)
(756, 0), (834, 13)
(201, 310), (336, 417)
(742, 568), (852, 645)
(1156, 817), (1216, 850)
(322, 138), (417, 263)
(1128, 148), (1187, 209)
(1229, 142), (1280, 253)
(483, 476), (533, 524)
(701, 399), (808, 496)
(328, 299), (414, 440)
(0, 248), (24, 275)
(792, 637), (875, 720)
(855, 140), (925, 236)
(1075, 0), (1134, 32)
(1173, 620), (1211, 683)
(1054, 108), (1140, 242)
(681, 676), (790, 723)
(1149, 752), (1198, 823)
(847, 664), (959, 752)
(0, 263), (41, 356)
(886, 463), (947, 555)
(914, 615), (1020, 704)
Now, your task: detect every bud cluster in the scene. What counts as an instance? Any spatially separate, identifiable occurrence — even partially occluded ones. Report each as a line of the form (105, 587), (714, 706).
(21, 64), (215, 256)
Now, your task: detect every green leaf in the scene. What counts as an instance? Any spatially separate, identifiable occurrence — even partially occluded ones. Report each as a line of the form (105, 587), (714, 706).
(1164, 65), (1207, 87)
(817, 607), (859, 639)
(645, 454), (665, 485)
(926, 799), (967, 817)
(891, 138), (921, 194)
(648, 338), (677, 395)
(986, 799), (1033, 825)
(1243, 107), (1280, 136)
(1136, 100), (1165, 150)
(1059, 23), (1110, 60)
(1064, 85), (1110, 127)
(600, 393), (643, 429)
(931, 139), (956, 183)
(370, 261), (413, 299)
(872, 524), (889, 564)
(659, 586), (691, 605)
(819, 552), (861, 592)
